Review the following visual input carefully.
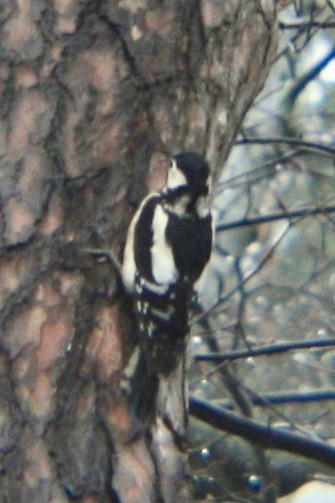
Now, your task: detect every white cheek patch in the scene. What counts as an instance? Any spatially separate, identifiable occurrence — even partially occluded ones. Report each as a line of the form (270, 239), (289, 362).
(167, 163), (187, 190)
(151, 205), (178, 285)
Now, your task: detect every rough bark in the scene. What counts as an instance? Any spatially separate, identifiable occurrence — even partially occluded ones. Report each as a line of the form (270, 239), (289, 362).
(0, 1), (282, 502)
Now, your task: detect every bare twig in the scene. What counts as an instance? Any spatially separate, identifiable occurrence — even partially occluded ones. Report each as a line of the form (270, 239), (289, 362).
(216, 205), (335, 233)
(235, 137), (335, 157)
(84, 248), (122, 276)
(194, 225), (290, 323)
(279, 21), (335, 29)
(195, 337), (335, 362)
(219, 389), (335, 409)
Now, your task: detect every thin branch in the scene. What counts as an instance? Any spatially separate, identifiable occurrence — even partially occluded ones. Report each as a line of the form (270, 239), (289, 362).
(219, 389), (335, 409)
(235, 137), (335, 157)
(325, 0), (335, 14)
(195, 338), (335, 362)
(234, 380), (326, 441)
(216, 205), (335, 233)
(279, 21), (335, 29)
(215, 149), (301, 192)
(202, 362), (323, 440)
(189, 397), (335, 468)
(195, 225), (290, 324)
(83, 248), (122, 275)
(287, 45), (335, 102)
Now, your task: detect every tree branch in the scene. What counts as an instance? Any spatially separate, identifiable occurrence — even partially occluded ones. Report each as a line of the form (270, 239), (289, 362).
(235, 137), (335, 157)
(279, 21), (335, 29)
(219, 389), (335, 409)
(196, 338), (335, 362)
(189, 398), (335, 467)
(216, 205), (335, 232)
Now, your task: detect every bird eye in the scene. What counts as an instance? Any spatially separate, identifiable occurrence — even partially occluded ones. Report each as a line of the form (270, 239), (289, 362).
(169, 160), (174, 169)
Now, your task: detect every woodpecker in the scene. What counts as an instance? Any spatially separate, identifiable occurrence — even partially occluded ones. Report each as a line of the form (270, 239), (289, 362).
(122, 152), (213, 422)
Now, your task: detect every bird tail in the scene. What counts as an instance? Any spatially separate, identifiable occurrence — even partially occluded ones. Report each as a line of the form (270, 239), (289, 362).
(128, 350), (159, 424)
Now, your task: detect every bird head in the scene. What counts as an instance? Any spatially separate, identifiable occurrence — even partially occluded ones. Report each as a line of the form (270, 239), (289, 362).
(166, 152), (211, 196)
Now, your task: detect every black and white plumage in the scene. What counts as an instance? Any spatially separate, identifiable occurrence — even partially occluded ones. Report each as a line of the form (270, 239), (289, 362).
(122, 152), (213, 422)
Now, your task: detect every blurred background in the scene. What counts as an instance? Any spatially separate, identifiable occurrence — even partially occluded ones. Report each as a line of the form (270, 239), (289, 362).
(190, 1), (335, 501)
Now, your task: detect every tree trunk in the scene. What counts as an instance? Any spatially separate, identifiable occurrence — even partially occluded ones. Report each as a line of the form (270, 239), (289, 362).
(0, 1), (283, 502)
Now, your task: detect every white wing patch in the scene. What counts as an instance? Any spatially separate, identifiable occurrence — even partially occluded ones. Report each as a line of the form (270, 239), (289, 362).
(122, 216), (137, 292)
(122, 194), (157, 292)
(151, 204), (178, 285)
